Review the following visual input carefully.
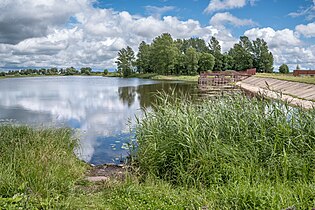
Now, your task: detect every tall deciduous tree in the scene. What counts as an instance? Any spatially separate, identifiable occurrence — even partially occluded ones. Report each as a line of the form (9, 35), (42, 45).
(150, 33), (179, 75)
(252, 38), (274, 73)
(115, 46), (135, 77)
(198, 52), (215, 73)
(180, 37), (209, 53)
(185, 47), (199, 75)
(208, 36), (223, 71)
(136, 41), (152, 73)
(222, 53), (234, 70)
(229, 36), (253, 71)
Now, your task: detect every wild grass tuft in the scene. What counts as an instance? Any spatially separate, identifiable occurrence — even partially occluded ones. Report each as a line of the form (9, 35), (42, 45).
(0, 125), (86, 208)
(133, 93), (315, 208)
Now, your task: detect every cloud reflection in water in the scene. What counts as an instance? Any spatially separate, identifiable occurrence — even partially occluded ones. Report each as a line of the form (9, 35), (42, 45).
(0, 76), (195, 164)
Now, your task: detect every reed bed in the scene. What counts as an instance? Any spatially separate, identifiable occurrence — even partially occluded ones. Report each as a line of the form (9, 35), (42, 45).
(133, 93), (315, 208)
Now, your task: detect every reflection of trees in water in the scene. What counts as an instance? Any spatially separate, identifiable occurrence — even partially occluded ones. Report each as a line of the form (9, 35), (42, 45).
(118, 82), (196, 108)
(118, 86), (137, 107)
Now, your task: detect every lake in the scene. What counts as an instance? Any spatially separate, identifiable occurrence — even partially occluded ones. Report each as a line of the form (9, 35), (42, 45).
(0, 76), (196, 165)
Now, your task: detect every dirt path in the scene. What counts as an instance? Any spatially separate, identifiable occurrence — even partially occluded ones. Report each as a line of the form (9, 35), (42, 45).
(237, 77), (315, 109)
(85, 164), (127, 182)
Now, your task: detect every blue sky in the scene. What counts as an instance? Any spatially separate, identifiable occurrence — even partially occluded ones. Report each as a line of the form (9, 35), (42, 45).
(0, 0), (314, 70)
(93, 0), (312, 37)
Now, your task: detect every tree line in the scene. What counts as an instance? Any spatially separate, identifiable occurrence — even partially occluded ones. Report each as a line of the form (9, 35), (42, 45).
(116, 33), (274, 77)
(0, 67), (102, 77)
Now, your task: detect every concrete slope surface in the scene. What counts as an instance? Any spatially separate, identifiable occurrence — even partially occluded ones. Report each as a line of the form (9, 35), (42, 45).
(237, 77), (315, 109)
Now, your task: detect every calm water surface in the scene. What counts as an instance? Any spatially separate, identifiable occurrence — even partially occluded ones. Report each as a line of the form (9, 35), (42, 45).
(0, 76), (196, 165)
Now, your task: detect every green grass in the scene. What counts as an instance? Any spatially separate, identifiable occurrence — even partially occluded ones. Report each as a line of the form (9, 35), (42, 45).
(124, 73), (199, 82)
(2, 94), (315, 209)
(105, 72), (199, 82)
(132, 93), (315, 209)
(0, 125), (86, 209)
(255, 73), (315, 84)
(151, 74), (199, 82)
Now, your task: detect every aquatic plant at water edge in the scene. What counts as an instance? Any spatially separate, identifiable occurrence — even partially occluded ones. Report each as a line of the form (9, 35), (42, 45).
(133, 93), (315, 208)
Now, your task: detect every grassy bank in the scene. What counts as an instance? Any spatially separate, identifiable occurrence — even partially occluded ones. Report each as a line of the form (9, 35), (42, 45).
(105, 72), (199, 82)
(133, 94), (315, 209)
(0, 125), (86, 209)
(2, 94), (315, 209)
(255, 73), (315, 84)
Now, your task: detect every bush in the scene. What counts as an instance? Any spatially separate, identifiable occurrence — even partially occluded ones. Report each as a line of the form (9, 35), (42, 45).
(279, 64), (289, 74)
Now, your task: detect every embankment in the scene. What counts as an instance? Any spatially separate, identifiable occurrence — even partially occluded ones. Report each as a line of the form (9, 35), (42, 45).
(237, 77), (315, 109)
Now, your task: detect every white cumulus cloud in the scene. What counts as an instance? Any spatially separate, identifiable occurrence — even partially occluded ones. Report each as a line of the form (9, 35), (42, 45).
(245, 27), (315, 70)
(295, 22), (315, 38)
(210, 12), (256, 27)
(204, 0), (256, 13)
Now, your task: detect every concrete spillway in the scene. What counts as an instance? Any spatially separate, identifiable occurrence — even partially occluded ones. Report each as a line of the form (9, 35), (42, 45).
(237, 77), (315, 109)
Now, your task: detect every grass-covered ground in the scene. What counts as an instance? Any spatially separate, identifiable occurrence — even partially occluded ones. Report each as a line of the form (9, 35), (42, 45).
(255, 73), (315, 84)
(106, 72), (199, 82)
(0, 126), (86, 209)
(1, 94), (315, 209)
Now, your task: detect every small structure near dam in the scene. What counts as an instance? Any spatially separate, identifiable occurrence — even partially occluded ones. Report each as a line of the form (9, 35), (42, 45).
(293, 70), (315, 77)
(198, 68), (256, 88)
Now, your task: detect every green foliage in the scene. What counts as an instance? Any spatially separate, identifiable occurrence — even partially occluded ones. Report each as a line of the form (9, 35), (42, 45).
(134, 94), (315, 193)
(179, 37), (209, 53)
(252, 38), (274, 73)
(136, 41), (152, 73)
(150, 33), (180, 75)
(118, 34), (275, 75)
(209, 36), (223, 71)
(198, 52), (215, 72)
(229, 36), (254, 71)
(80, 67), (92, 75)
(103, 69), (109, 75)
(222, 53), (234, 70)
(279, 64), (289, 74)
(65, 66), (79, 75)
(116, 46), (136, 77)
(184, 47), (199, 75)
(0, 125), (85, 208)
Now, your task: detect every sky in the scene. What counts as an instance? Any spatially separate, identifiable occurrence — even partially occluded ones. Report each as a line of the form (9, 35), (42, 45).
(0, 0), (315, 71)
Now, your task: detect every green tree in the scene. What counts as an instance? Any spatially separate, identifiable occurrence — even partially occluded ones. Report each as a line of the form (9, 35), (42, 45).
(136, 41), (152, 73)
(222, 53), (234, 70)
(80, 67), (92, 75)
(279, 64), (289, 74)
(252, 38), (274, 73)
(185, 47), (199, 75)
(115, 46), (136, 77)
(198, 52), (215, 73)
(150, 33), (180, 75)
(180, 37), (209, 53)
(103, 69), (109, 75)
(229, 36), (253, 71)
(208, 37), (223, 71)
(65, 67), (78, 75)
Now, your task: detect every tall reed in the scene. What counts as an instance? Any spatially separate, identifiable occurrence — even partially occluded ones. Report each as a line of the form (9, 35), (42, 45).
(134, 93), (315, 188)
